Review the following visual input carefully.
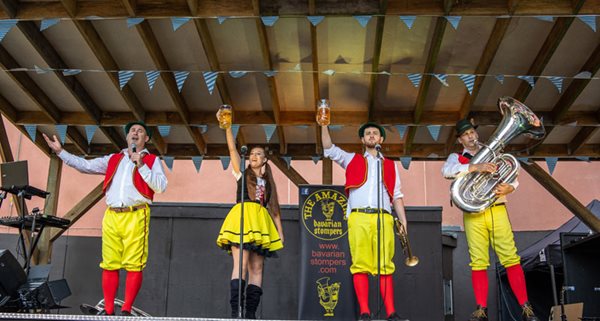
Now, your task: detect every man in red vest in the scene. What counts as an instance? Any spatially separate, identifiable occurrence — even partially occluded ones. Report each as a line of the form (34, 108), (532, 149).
(442, 119), (539, 321)
(43, 121), (167, 316)
(320, 122), (407, 321)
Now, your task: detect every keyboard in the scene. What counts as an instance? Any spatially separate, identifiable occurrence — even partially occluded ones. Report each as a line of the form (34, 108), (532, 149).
(0, 214), (70, 230)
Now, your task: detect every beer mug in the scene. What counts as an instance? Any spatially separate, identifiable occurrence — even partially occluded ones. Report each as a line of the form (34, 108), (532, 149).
(316, 99), (330, 126)
(218, 104), (232, 129)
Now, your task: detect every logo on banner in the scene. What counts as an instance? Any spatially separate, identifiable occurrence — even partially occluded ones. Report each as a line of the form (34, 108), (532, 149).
(316, 277), (341, 317)
(302, 189), (348, 241)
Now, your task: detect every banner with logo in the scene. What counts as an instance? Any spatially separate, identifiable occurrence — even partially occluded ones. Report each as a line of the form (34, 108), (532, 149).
(298, 185), (356, 320)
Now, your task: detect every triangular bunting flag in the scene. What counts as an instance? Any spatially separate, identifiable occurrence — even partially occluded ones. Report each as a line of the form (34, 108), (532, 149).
(427, 153), (439, 158)
(535, 16), (554, 22)
(24, 124), (37, 141)
(547, 76), (563, 94)
(62, 69), (81, 76)
(118, 70), (135, 90)
(126, 17), (144, 28)
(282, 156), (292, 169)
(229, 71), (247, 78)
(427, 125), (442, 141)
(495, 74), (505, 84)
(261, 16), (279, 27)
(34, 65), (50, 74)
(407, 73), (422, 88)
(444, 16), (461, 29)
(545, 157), (558, 175)
(55, 125), (68, 144)
(395, 125), (407, 139)
(434, 73), (449, 87)
(263, 70), (277, 77)
(295, 125), (309, 129)
(517, 157), (531, 165)
(171, 17), (191, 31)
(329, 125), (343, 131)
(194, 124), (208, 134)
(145, 70), (160, 90)
(578, 16), (597, 32)
(574, 71), (592, 79)
(262, 124), (277, 142)
(323, 69), (335, 76)
(84, 125), (97, 144)
(220, 156), (231, 170)
(174, 71), (190, 92)
(575, 156), (590, 162)
(311, 155), (321, 164)
(162, 156), (174, 172)
(400, 157), (411, 170)
(202, 71), (218, 95)
(459, 74), (476, 95)
(231, 124), (240, 140)
(399, 16), (416, 29)
(157, 125), (171, 137)
(40, 18), (60, 31)
(566, 121), (578, 127)
(217, 16), (228, 24)
(517, 75), (535, 88)
(353, 15), (372, 28)
(191, 156), (203, 172)
(307, 16), (325, 26)
(0, 20), (17, 42)
(293, 63), (302, 71)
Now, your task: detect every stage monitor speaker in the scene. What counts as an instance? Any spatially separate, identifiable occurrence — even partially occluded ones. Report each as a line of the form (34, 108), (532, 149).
(35, 279), (71, 308)
(0, 250), (27, 302)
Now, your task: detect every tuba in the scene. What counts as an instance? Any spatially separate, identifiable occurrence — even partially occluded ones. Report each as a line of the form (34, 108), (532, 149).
(450, 97), (545, 213)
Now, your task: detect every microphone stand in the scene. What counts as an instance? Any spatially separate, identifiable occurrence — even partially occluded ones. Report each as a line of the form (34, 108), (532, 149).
(237, 145), (248, 319)
(375, 144), (382, 319)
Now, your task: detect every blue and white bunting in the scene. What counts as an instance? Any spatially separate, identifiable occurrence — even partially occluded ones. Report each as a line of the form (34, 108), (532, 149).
(282, 156), (292, 169)
(407, 73), (422, 88)
(307, 16), (325, 26)
(427, 125), (442, 141)
(55, 125), (68, 144)
(323, 69), (335, 76)
(191, 156), (203, 172)
(263, 124), (277, 142)
(445, 16), (461, 30)
(217, 16), (228, 24)
(145, 70), (160, 90)
(311, 155), (321, 164)
(495, 74), (505, 84)
(263, 70), (277, 77)
(566, 121), (578, 127)
(0, 20), (17, 42)
(62, 69), (81, 76)
(40, 18), (60, 31)
(126, 17), (144, 28)
(459, 74), (476, 95)
(395, 125), (407, 139)
(24, 124), (37, 141)
(517, 157), (531, 165)
(174, 71), (190, 92)
(194, 124), (208, 134)
(202, 71), (218, 95)
(157, 125), (171, 137)
(574, 71), (592, 79)
(400, 157), (412, 170)
(118, 70), (135, 90)
(354, 15), (372, 28)
(545, 157), (558, 175)
(329, 125), (343, 131)
(399, 16), (417, 29)
(535, 16), (554, 22)
(231, 124), (240, 140)
(434, 73), (449, 87)
(162, 156), (174, 172)
(517, 75), (535, 88)
(220, 156), (231, 170)
(547, 76), (563, 93)
(427, 153), (439, 158)
(84, 125), (97, 144)
(295, 125), (309, 129)
(578, 16), (597, 32)
(575, 156), (590, 162)
(34, 65), (50, 74)
(171, 17), (191, 31)
(261, 16), (279, 27)
(229, 71), (247, 78)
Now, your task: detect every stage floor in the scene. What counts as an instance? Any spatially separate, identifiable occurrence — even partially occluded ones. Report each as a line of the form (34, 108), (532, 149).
(0, 313), (383, 321)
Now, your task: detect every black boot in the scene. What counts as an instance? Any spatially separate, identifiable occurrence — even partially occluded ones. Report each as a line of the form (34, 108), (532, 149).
(245, 284), (263, 319)
(229, 279), (246, 318)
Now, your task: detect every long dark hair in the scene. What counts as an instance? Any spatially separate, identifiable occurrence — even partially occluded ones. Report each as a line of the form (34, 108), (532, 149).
(245, 147), (280, 218)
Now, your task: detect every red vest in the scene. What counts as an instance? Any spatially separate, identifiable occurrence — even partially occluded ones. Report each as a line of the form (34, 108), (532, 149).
(458, 153), (471, 165)
(103, 152), (157, 200)
(344, 153), (397, 203)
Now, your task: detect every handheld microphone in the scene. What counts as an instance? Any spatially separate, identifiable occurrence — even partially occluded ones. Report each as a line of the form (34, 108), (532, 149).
(375, 144), (381, 152)
(240, 145), (248, 155)
(131, 143), (137, 153)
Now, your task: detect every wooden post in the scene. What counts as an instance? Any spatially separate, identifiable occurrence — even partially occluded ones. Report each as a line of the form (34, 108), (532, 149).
(32, 155), (62, 264)
(269, 155), (308, 187)
(520, 161), (600, 232)
(51, 182), (104, 242)
(322, 158), (332, 185)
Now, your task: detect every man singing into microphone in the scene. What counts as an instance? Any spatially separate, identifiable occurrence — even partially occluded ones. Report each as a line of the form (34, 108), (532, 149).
(43, 121), (167, 316)
(320, 122), (407, 321)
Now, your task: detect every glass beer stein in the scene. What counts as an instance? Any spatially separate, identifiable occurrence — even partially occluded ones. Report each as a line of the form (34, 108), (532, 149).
(316, 99), (331, 126)
(218, 104), (233, 129)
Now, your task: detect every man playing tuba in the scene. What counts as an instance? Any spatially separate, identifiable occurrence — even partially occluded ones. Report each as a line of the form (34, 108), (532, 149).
(442, 119), (539, 321)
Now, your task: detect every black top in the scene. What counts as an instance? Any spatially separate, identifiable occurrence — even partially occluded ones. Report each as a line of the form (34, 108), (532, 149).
(235, 174), (271, 206)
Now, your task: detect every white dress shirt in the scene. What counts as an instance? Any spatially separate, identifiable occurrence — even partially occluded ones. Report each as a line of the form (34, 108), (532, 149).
(58, 149), (168, 207)
(324, 144), (403, 216)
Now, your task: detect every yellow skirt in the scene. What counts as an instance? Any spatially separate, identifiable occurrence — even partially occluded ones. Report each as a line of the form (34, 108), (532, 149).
(216, 202), (283, 257)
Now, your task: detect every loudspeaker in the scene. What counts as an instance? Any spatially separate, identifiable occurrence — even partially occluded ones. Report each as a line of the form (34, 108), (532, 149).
(0, 250), (26, 302)
(35, 279), (71, 308)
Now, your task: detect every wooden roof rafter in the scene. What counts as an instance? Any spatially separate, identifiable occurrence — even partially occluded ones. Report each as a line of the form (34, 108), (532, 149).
(366, 0), (388, 122)
(308, 0), (321, 156)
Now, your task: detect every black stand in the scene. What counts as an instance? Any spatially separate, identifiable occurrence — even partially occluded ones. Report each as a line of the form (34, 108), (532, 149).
(237, 146), (248, 319)
(559, 286), (574, 321)
(375, 147), (382, 319)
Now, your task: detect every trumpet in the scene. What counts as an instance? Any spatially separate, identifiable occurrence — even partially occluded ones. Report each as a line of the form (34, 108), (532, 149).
(394, 219), (419, 267)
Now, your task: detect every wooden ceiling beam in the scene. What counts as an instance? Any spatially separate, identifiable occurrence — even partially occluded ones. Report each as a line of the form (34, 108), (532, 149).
(309, 0), (322, 156)
(568, 127), (599, 155)
(0, 0), (18, 18)
(0, 100), (51, 157)
(60, 0), (78, 17)
(366, 1), (387, 121)
(50, 182), (105, 242)
(268, 153), (309, 187)
(121, 0), (137, 16)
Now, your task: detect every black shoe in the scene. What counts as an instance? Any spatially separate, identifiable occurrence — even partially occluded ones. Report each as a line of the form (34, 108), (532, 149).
(521, 302), (539, 321)
(96, 309), (113, 316)
(359, 313), (371, 321)
(121, 310), (133, 316)
(387, 312), (402, 321)
(468, 305), (488, 321)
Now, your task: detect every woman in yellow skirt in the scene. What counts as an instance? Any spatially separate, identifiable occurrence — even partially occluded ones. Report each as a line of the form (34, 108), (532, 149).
(215, 110), (284, 319)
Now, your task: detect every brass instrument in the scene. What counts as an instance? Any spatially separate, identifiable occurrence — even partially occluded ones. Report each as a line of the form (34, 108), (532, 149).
(394, 219), (419, 267)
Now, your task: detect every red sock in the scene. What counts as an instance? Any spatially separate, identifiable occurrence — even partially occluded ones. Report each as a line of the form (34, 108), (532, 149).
(506, 264), (528, 305)
(471, 270), (488, 307)
(380, 275), (396, 317)
(102, 269), (119, 315)
(353, 273), (370, 315)
(122, 271), (143, 312)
